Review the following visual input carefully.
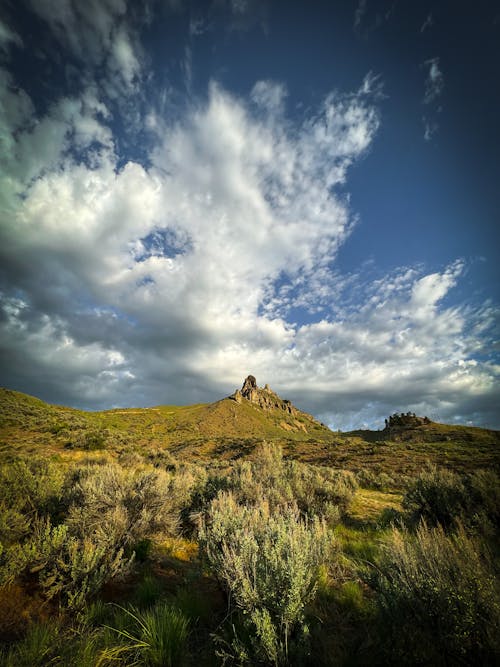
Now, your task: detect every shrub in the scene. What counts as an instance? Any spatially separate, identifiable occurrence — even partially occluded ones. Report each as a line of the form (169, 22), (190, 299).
(181, 468), (229, 531)
(467, 469), (500, 536)
(0, 505), (30, 547)
(230, 443), (357, 519)
(355, 469), (395, 491)
(199, 492), (331, 665)
(0, 459), (64, 543)
(64, 428), (108, 450)
(372, 521), (500, 665)
(3, 518), (132, 610)
(64, 463), (179, 550)
(403, 465), (468, 528)
(403, 466), (500, 534)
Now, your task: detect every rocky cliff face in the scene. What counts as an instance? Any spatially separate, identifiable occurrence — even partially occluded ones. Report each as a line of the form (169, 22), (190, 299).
(230, 375), (313, 420)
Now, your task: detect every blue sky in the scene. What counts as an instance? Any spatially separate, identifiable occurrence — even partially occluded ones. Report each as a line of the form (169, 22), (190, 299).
(0, 0), (499, 429)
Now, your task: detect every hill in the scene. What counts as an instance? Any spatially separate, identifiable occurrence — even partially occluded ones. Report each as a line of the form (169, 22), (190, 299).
(0, 377), (332, 459)
(0, 380), (499, 475)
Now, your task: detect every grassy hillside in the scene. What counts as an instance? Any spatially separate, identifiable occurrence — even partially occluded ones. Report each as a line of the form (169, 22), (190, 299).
(1, 387), (499, 476)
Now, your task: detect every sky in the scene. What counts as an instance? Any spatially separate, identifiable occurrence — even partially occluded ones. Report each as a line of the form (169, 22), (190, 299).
(0, 0), (499, 430)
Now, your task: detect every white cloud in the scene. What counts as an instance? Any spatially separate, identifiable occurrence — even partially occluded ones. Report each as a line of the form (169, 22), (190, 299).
(420, 12), (434, 33)
(422, 57), (444, 140)
(108, 27), (141, 88)
(0, 18), (23, 52)
(28, 0), (142, 92)
(423, 57), (444, 104)
(0, 70), (114, 190)
(251, 80), (287, 113)
(423, 116), (438, 142)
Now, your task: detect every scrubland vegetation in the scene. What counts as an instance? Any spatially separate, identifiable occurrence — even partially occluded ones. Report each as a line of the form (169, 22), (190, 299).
(0, 388), (499, 665)
(0, 440), (498, 667)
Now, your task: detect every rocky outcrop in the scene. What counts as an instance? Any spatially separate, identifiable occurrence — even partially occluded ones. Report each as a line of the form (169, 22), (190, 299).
(384, 412), (431, 430)
(228, 376), (324, 434)
(230, 375), (298, 415)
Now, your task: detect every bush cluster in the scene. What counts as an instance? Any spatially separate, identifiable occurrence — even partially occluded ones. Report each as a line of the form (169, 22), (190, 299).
(199, 492), (331, 665)
(0, 461), (184, 612)
(403, 465), (500, 534)
(1, 445), (499, 666)
(373, 520), (500, 665)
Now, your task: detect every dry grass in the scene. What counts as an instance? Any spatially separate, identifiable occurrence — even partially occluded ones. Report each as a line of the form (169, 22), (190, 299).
(158, 537), (198, 563)
(349, 489), (403, 523)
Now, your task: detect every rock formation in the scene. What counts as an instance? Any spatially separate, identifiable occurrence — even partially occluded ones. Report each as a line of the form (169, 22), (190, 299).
(241, 374), (258, 401)
(228, 376), (324, 434)
(230, 375), (297, 415)
(384, 412), (431, 430)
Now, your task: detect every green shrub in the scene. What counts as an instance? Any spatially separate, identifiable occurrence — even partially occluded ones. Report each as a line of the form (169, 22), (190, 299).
(403, 466), (500, 534)
(356, 469), (395, 491)
(230, 443), (357, 519)
(0, 505), (30, 547)
(64, 463), (179, 549)
(0, 459), (64, 543)
(403, 465), (467, 528)
(199, 492), (331, 665)
(2, 518), (132, 609)
(65, 428), (108, 450)
(181, 468), (229, 531)
(467, 469), (500, 536)
(372, 521), (500, 665)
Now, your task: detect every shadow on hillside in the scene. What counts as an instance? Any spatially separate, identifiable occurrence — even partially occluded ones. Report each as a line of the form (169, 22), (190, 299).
(344, 429), (387, 443)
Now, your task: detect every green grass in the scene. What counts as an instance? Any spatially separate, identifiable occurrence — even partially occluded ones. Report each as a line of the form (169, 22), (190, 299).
(349, 488), (403, 523)
(103, 603), (190, 667)
(0, 620), (61, 666)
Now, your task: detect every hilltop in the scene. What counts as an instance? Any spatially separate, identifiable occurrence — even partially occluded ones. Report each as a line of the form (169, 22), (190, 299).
(0, 377), (332, 459)
(0, 380), (499, 475)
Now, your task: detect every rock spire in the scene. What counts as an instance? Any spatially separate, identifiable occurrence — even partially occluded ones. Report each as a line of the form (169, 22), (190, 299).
(230, 375), (296, 415)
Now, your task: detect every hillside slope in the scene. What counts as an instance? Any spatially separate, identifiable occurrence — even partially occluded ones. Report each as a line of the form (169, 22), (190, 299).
(1, 383), (499, 474)
(0, 378), (332, 460)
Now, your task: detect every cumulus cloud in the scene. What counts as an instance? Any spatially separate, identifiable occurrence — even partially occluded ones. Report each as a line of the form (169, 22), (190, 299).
(0, 46), (498, 428)
(0, 71), (378, 403)
(282, 264), (499, 429)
